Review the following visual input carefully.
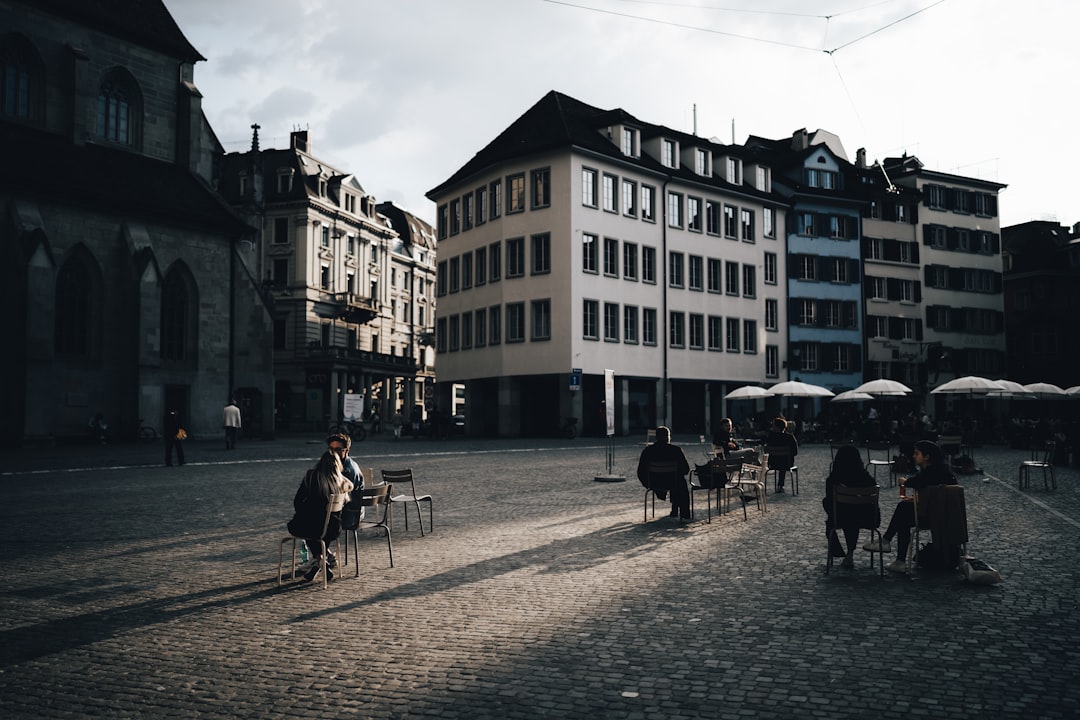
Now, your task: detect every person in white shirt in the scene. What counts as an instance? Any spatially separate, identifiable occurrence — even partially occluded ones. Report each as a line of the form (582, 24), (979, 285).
(223, 399), (241, 450)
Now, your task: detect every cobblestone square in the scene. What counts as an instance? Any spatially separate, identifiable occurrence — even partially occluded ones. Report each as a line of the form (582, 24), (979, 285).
(1, 435), (1077, 719)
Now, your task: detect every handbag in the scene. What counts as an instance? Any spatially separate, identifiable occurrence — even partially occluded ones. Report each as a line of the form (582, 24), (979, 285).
(175, 428), (188, 441)
(961, 557), (1004, 585)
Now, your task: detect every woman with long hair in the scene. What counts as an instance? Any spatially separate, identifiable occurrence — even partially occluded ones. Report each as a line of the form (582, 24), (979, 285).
(287, 450), (354, 582)
(823, 444), (879, 568)
(864, 440), (957, 574)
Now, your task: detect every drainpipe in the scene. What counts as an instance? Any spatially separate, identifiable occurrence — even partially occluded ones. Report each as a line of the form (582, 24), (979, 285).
(660, 176), (670, 426)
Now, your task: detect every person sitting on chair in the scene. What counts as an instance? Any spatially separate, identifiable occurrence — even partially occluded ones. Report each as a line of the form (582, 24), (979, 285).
(864, 440), (957, 574)
(636, 426), (691, 521)
(712, 417), (739, 458)
(287, 450), (354, 582)
(823, 445), (880, 569)
(765, 417), (799, 493)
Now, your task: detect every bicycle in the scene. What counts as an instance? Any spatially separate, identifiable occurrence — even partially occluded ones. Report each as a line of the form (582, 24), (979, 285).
(328, 419), (367, 443)
(138, 420), (158, 442)
(561, 417), (578, 439)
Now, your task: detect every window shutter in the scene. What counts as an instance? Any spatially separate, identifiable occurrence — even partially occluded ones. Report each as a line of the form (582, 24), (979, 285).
(914, 281), (922, 303)
(911, 242), (920, 264)
(842, 302), (856, 328)
(924, 265), (934, 286)
(849, 258), (860, 282)
(846, 216), (858, 238)
(888, 317), (902, 340)
(886, 277), (899, 301)
(922, 224), (933, 245)
(949, 268), (962, 289)
(948, 228), (959, 250)
(850, 344), (862, 372)
(991, 233), (1000, 253)
(950, 308), (965, 330)
(884, 239), (900, 262)
(915, 320), (924, 342)
(992, 272), (1002, 292)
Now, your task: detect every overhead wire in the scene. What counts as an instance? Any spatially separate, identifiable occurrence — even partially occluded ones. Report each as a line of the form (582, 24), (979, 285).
(542, 0), (950, 55)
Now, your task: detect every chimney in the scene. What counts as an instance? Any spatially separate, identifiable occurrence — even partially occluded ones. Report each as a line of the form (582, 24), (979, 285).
(791, 128), (808, 151)
(291, 129), (309, 153)
(856, 147), (867, 168)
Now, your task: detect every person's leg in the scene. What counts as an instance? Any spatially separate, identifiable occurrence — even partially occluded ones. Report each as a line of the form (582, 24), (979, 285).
(177, 441), (185, 466)
(165, 437), (173, 466)
(776, 468), (787, 491)
(842, 527), (861, 552)
(673, 478), (691, 519)
(883, 501), (914, 543)
(895, 527), (913, 563)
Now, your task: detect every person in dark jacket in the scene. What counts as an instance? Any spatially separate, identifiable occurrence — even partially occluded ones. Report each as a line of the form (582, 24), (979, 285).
(164, 409), (185, 467)
(864, 440), (957, 573)
(823, 444), (880, 568)
(765, 417), (799, 493)
(637, 426), (692, 520)
(288, 450), (354, 582)
(711, 417), (739, 458)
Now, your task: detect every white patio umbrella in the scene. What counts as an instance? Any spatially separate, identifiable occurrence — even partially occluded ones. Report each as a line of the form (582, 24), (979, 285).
(987, 379), (1032, 396)
(930, 376), (1007, 394)
(725, 385), (770, 400)
(1022, 382), (1067, 398)
(831, 390), (874, 403)
(1066, 385), (1080, 396)
(766, 381), (835, 397)
(852, 379), (912, 396)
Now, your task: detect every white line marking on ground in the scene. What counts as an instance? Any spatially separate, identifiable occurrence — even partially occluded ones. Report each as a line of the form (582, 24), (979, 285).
(987, 473), (1080, 530)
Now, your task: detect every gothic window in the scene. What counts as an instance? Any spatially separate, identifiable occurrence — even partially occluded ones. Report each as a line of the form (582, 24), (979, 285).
(161, 264), (198, 366)
(96, 68), (142, 147)
(0, 34), (43, 122)
(55, 247), (101, 358)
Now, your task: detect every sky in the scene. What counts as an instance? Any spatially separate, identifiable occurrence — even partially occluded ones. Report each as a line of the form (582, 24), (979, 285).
(166, 0), (1079, 229)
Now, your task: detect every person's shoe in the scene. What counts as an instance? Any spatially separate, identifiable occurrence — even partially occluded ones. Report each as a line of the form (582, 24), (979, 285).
(304, 563), (335, 582)
(887, 559), (909, 574)
(325, 552), (337, 570)
(841, 555), (854, 570)
(668, 507), (680, 518)
(863, 539), (892, 553)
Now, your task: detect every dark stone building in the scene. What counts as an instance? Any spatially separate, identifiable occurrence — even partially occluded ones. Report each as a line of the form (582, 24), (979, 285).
(0, 0), (274, 445)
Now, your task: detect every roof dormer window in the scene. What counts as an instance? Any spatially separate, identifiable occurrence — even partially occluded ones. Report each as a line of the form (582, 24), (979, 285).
(726, 157), (741, 185)
(695, 148), (711, 177)
(621, 127), (639, 157)
(662, 139), (678, 168)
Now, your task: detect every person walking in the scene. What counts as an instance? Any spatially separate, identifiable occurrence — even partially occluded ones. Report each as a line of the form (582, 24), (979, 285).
(391, 407), (405, 440)
(223, 398), (241, 450)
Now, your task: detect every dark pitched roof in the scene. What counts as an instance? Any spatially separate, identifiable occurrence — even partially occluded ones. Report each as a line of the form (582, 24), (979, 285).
(29, 0), (204, 63)
(428, 90), (683, 198)
(428, 90), (783, 203)
(3, 123), (250, 236)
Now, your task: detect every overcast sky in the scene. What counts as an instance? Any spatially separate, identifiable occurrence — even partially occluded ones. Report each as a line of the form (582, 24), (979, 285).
(167, 0), (1078, 229)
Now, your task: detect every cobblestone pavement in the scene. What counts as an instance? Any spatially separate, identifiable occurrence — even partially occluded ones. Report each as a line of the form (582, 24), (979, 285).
(1, 434), (1078, 719)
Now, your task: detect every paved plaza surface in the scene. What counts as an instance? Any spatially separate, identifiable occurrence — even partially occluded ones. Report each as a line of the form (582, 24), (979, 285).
(1, 433), (1078, 719)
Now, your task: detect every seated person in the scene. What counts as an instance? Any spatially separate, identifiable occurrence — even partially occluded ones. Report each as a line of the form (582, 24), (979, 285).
(823, 445), (880, 568)
(636, 426), (691, 520)
(287, 450), (354, 582)
(765, 417), (799, 493)
(712, 417), (739, 457)
(864, 440), (957, 574)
